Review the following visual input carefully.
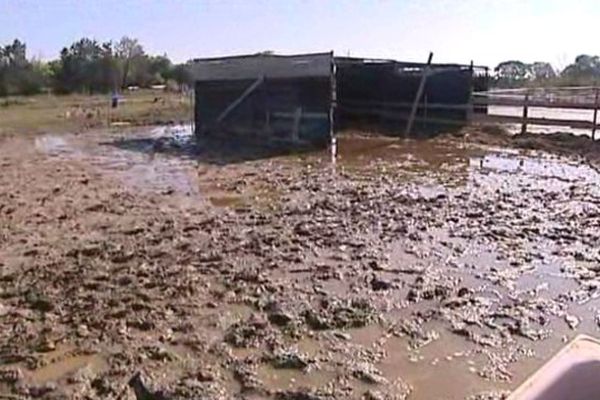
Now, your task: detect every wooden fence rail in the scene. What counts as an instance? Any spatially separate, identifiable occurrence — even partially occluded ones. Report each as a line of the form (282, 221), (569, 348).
(339, 87), (600, 139)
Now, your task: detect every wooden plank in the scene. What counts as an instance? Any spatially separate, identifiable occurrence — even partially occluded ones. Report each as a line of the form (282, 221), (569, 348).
(471, 113), (597, 130)
(340, 97), (599, 112)
(216, 76), (264, 123)
(271, 111), (328, 119)
(339, 105), (463, 126)
(405, 52), (433, 137)
(340, 98), (470, 111)
(340, 104), (599, 130)
(473, 97), (600, 110)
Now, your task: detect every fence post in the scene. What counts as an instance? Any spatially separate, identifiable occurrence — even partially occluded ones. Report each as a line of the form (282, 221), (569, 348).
(521, 93), (529, 135)
(592, 87), (599, 140)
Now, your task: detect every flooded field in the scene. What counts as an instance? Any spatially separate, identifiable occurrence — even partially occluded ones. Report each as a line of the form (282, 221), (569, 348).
(1, 126), (600, 399)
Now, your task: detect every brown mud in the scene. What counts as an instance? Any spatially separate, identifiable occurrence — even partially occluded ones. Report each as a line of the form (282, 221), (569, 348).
(1, 125), (600, 399)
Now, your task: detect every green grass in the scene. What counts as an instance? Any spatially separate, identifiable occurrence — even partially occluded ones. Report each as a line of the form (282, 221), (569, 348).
(0, 90), (193, 136)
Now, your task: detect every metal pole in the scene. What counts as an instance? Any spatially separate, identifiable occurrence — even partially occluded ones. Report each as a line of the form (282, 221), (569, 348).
(592, 87), (599, 140)
(405, 52), (433, 138)
(329, 51), (337, 164)
(521, 93), (529, 135)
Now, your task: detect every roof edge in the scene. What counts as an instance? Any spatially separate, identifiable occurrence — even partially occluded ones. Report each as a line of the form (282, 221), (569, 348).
(191, 51), (334, 63)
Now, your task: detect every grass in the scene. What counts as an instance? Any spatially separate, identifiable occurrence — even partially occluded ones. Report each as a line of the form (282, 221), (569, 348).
(0, 89), (193, 136)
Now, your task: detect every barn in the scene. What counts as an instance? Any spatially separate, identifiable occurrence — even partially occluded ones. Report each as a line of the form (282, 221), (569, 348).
(191, 52), (488, 145)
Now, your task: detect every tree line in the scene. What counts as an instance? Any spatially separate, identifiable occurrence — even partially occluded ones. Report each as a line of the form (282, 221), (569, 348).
(3, 37), (600, 95)
(493, 55), (600, 88)
(0, 37), (192, 96)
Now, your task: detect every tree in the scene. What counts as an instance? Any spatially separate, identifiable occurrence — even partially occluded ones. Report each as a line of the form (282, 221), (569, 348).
(115, 36), (145, 88)
(0, 39), (47, 96)
(147, 55), (172, 84)
(493, 61), (532, 88)
(168, 63), (192, 87)
(530, 62), (556, 81)
(561, 54), (600, 84)
(52, 38), (119, 94)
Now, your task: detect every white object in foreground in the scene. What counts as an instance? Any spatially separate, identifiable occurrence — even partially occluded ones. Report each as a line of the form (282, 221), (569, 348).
(509, 335), (600, 400)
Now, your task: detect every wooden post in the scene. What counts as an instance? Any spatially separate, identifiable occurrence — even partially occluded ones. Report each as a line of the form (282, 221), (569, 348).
(521, 93), (529, 135)
(405, 52), (433, 137)
(592, 87), (599, 140)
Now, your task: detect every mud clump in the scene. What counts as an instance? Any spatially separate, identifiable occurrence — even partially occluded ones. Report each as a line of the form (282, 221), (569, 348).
(302, 298), (377, 331)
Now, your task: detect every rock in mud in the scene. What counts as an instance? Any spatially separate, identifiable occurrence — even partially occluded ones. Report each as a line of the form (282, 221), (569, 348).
(0, 367), (23, 384)
(352, 362), (387, 384)
(275, 389), (334, 400)
(303, 298), (377, 330)
(269, 349), (312, 370)
(225, 314), (272, 348)
(129, 372), (170, 400)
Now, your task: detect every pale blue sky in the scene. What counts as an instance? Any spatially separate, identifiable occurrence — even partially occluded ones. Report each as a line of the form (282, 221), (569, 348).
(0, 0), (598, 68)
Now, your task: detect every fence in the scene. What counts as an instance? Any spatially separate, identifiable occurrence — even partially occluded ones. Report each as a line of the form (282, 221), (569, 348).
(472, 87), (600, 139)
(338, 82), (600, 139)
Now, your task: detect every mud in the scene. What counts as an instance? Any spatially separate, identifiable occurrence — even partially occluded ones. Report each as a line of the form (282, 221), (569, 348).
(1, 126), (600, 399)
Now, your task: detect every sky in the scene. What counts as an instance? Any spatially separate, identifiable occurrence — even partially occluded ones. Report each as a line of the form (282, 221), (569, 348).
(0, 0), (598, 69)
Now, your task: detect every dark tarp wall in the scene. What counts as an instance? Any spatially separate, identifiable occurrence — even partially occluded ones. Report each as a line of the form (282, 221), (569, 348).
(192, 52), (488, 143)
(192, 52), (333, 145)
(195, 76), (331, 144)
(335, 58), (487, 134)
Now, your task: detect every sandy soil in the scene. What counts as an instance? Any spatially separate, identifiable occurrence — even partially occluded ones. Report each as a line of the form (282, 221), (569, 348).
(1, 126), (600, 399)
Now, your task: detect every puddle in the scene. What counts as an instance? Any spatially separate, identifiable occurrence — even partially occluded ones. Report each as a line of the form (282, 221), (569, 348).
(30, 352), (106, 384)
(257, 364), (337, 391)
(346, 324), (388, 348)
(16, 345), (108, 385)
(34, 135), (75, 155)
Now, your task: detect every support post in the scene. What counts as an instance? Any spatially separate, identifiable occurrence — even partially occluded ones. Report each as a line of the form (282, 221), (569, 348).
(405, 52), (433, 138)
(592, 87), (599, 140)
(521, 93), (529, 135)
(329, 51), (337, 163)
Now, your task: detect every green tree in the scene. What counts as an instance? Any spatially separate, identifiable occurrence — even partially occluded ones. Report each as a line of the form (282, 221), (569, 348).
(530, 62), (556, 81)
(115, 36), (145, 88)
(168, 63), (192, 88)
(52, 38), (118, 94)
(0, 39), (47, 96)
(560, 55), (600, 85)
(493, 61), (532, 88)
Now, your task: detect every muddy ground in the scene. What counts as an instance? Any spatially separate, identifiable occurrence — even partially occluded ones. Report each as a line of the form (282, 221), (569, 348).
(1, 126), (600, 400)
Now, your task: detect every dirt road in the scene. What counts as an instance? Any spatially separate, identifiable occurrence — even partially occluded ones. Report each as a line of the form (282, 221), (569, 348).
(1, 126), (600, 399)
